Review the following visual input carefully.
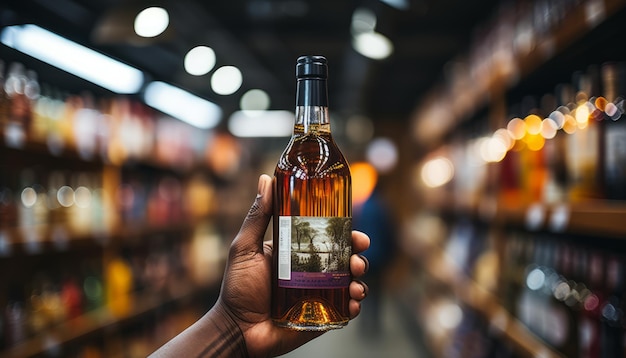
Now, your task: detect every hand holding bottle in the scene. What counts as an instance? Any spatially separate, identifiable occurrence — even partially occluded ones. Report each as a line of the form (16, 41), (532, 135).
(150, 174), (370, 358)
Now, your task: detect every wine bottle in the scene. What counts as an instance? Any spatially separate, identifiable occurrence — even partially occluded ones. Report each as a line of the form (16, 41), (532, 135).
(602, 62), (626, 200)
(272, 55), (352, 331)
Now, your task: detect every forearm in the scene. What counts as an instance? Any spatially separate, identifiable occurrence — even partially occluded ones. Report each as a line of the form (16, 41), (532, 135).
(150, 304), (249, 358)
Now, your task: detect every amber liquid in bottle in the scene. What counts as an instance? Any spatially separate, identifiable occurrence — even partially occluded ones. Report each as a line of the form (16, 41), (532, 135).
(272, 56), (352, 331)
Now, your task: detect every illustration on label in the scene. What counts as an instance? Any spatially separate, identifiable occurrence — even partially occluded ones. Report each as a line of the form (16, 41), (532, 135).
(278, 216), (352, 289)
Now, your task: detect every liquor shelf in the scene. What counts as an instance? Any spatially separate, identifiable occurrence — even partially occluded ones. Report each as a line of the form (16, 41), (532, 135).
(482, 201), (626, 240)
(401, 232), (565, 358)
(422, 184), (626, 239)
(412, 0), (626, 148)
(0, 221), (200, 254)
(1, 282), (217, 358)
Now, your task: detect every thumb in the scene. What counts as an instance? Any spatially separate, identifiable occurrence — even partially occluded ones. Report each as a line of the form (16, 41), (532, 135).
(231, 174), (273, 255)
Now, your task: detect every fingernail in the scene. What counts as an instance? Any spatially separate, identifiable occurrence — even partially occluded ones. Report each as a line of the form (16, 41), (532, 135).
(257, 175), (266, 198)
(358, 254), (369, 274)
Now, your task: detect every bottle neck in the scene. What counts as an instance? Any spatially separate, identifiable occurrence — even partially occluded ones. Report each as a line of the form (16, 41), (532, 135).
(295, 78), (330, 134)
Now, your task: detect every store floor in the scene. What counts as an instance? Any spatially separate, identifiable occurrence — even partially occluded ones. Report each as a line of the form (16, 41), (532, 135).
(279, 291), (433, 358)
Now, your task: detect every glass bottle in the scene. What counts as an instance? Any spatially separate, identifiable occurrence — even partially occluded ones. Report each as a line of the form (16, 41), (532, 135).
(602, 62), (626, 200)
(272, 55), (352, 331)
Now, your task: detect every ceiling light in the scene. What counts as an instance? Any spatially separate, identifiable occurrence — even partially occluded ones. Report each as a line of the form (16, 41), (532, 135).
(211, 66), (243, 95)
(184, 46), (216, 76)
(352, 31), (393, 60)
(134, 7), (169, 38)
(144, 81), (222, 129)
(0, 24), (144, 94)
(240, 89), (270, 111)
(228, 110), (293, 137)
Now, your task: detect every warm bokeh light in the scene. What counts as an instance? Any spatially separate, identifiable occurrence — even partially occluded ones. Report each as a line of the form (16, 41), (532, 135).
(421, 156), (454, 188)
(493, 128), (514, 150)
(594, 96), (608, 111)
(351, 162), (378, 206)
(507, 117), (526, 140)
(205, 133), (241, 178)
(480, 136), (508, 163)
(575, 102), (591, 126)
(524, 114), (543, 135)
(524, 133), (545, 151)
(540, 118), (558, 139)
(562, 114), (578, 134)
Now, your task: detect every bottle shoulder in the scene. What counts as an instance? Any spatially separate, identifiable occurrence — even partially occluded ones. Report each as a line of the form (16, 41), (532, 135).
(276, 132), (350, 178)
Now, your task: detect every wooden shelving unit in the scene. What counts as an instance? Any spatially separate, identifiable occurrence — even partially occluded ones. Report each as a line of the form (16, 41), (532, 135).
(405, 0), (626, 357)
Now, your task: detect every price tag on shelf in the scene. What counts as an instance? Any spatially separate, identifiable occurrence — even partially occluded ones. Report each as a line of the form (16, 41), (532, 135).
(525, 203), (545, 231)
(549, 204), (570, 233)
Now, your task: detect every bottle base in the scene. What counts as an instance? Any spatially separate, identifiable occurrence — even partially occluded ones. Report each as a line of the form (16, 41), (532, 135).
(272, 298), (349, 331)
(272, 320), (348, 331)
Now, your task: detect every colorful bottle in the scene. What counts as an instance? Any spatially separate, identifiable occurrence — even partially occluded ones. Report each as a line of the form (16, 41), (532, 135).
(272, 56), (352, 330)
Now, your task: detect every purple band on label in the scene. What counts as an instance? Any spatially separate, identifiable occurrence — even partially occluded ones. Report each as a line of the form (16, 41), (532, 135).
(279, 272), (350, 289)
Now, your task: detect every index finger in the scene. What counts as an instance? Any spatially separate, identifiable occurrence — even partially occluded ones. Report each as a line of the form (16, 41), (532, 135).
(351, 230), (370, 254)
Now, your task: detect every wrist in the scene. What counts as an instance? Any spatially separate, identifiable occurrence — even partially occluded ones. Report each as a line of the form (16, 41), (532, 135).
(204, 300), (249, 357)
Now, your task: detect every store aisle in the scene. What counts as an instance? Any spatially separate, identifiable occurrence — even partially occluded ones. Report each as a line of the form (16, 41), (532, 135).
(279, 292), (432, 358)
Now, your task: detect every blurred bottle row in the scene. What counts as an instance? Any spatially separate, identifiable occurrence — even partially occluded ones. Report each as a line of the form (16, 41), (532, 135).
(0, 166), (217, 251)
(0, 59), (214, 170)
(500, 61), (626, 204)
(503, 232), (624, 358)
(0, 226), (225, 353)
(422, 217), (626, 358)
(415, 0), (613, 138)
(431, 61), (626, 208)
(1, 241), (172, 350)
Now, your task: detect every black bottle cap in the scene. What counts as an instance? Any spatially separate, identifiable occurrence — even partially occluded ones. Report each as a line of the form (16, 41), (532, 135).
(296, 55), (327, 79)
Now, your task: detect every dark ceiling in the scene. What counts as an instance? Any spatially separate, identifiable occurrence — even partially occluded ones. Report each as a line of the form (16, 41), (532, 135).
(0, 0), (501, 125)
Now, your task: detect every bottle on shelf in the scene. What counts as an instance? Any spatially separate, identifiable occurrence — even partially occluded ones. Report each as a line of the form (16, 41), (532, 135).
(567, 67), (603, 201)
(0, 60), (10, 137)
(3, 62), (31, 148)
(541, 90), (568, 204)
(579, 250), (604, 358)
(105, 251), (134, 318)
(272, 55), (352, 331)
(3, 282), (26, 348)
(599, 255), (624, 358)
(602, 62), (626, 200)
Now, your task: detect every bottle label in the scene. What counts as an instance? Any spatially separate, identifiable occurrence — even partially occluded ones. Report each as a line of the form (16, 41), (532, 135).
(278, 216), (351, 289)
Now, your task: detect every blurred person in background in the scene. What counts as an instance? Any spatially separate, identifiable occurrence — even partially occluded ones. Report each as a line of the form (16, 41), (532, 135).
(354, 184), (397, 338)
